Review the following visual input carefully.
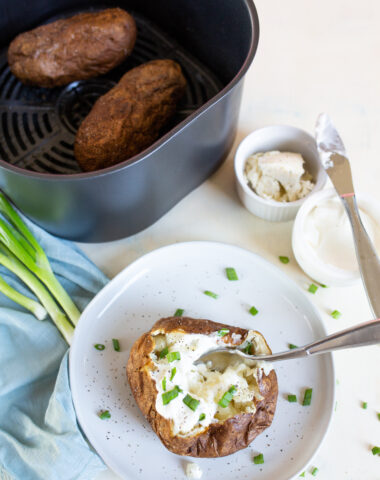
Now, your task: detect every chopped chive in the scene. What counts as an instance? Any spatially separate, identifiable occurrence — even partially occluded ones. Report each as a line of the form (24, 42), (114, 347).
(226, 267), (238, 281)
(99, 410), (111, 420)
(372, 446), (380, 455)
(218, 385), (236, 408)
(311, 467), (319, 476)
(377, 412), (380, 421)
(162, 386), (181, 405)
(217, 328), (229, 337)
(166, 351), (181, 362)
(288, 394), (297, 403)
(320, 284), (328, 288)
(159, 346), (169, 359)
(249, 306), (258, 316)
(253, 453), (264, 464)
(174, 308), (184, 317)
(308, 283), (318, 294)
(331, 310), (341, 319)
(183, 394), (200, 411)
(112, 338), (120, 352)
(170, 367), (177, 381)
(94, 344), (105, 351)
(243, 342), (253, 354)
(199, 413), (206, 421)
(279, 256), (289, 264)
(299, 473), (305, 478)
(162, 377), (167, 391)
(303, 388), (313, 406)
(176, 385), (183, 393)
(288, 343), (298, 350)
(204, 290), (218, 299)
(362, 401), (368, 409)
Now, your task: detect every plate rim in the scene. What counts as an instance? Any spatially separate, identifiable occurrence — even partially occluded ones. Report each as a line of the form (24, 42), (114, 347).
(69, 240), (336, 480)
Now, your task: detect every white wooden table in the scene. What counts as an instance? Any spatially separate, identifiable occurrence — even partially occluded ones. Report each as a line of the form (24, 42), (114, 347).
(81, 0), (380, 478)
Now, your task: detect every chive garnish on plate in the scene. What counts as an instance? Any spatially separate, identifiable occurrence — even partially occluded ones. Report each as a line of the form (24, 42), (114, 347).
(299, 472), (305, 477)
(377, 412), (380, 421)
(99, 410), (111, 420)
(288, 394), (297, 403)
(279, 256), (289, 264)
(162, 386), (181, 405)
(94, 344), (105, 351)
(162, 377), (166, 391)
(372, 446), (380, 455)
(218, 386), (236, 408)
(303, 388), (313, 406)
(249, 306), (258, 316)
(183, 394), (200, 411)
(331, 310), (341, 319)
(243, 342), (253, 354)
(226, 267), (238, 281)
(308, 283), (318, 294)
(253, 453), (264, 464)
(362, 401), (368, 409)
(166, 351), (181, 362)
(199, 413), (206, 421)
(159, 346), (169, 359)
(288, 343), (298, 350)
(311, 467), (319, 476)
(217, 328), (229, 337)
(112, 338), (120, 351)
(204, 290), (218, 299)
(174, 308), (184, 317)
(170, 367), (177, 381)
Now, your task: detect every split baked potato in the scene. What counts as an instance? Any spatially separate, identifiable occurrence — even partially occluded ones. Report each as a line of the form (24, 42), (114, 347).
(127, 317), (278, 458)
(8, 8), (137, 87)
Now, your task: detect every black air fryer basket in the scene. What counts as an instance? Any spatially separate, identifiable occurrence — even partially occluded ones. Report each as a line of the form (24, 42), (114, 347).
(0, 0), (259, 242)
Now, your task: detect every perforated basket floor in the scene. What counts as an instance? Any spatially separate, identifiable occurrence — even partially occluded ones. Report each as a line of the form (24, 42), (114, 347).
(0, 11), (222, 174)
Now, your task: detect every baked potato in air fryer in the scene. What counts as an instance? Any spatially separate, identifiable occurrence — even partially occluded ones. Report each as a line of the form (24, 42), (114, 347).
(7, 8), (137, 87)
(127, 317), (278, 458)
(74, 59), (187, 172)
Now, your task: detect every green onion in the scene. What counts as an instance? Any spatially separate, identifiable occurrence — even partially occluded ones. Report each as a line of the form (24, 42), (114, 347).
(94, 344), (105, 351)
(112, 338), (120, 352)
(377, 412), (380, 421)
(249, 306), (258, 316)
(288, 394), (297, 403)
(308, 283), (318, 294)
(253, 453), (264, 464)
(162, 386), (181, 405)
(243, 342), (253, 354)
(170, 367), (176, 381)
(331, 310), (341, 319)
(303, 388), (313, 406)
(226, 267), (238, 281)
(174, 308), (184, 316)
(320, 284), (328, 288)
(288, 343), (298, 350)
(311, 467), (319, 476)
(198, 413), (205, 421)
(217, 328), (229, 337)
(159, 347), (169, 359)
(279, 256), (289, 264)
(372, 446), (380, 455)
(162, 377), (166, 391)
(204, 290), (218, 299)
(0, 275), (47, 320)
(362, 401), (368, 409)
(99, 410), (111, 420)
(299, 473), (305, 478)
(166, 351), (181, 362)
(218, 385), (236, 408)
(183, 394), (200, 411)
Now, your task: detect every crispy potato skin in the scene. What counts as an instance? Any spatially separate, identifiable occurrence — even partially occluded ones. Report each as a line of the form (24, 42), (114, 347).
(7, 8), (137, 87)
(127, 317), (278, 458)
(74, 59), (187, 172)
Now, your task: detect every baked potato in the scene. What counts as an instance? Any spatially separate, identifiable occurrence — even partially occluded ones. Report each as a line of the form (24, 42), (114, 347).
(7, 8), (137, 87)
(74, 59), (187, 172)
(127, 316), (278, 458)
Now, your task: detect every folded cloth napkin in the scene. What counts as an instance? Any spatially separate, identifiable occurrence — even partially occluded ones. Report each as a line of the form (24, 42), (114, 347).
(0, 214), (108, 480)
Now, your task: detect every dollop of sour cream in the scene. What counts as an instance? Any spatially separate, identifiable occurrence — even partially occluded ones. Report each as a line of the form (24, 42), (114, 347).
(304, 197), (380, 271)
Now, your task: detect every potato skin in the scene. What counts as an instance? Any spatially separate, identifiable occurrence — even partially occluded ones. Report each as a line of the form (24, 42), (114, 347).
(74, 59), (187, 172)
(127, 317), (278, 458)
(7, 8), (137, 87)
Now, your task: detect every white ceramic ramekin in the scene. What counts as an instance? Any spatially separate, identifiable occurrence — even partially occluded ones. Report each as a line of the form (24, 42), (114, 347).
(234, 125), (327, 222)
(292, 188), (380, 286)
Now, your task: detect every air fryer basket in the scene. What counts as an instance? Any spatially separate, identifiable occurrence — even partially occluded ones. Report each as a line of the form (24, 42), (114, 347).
(0, 0), (259, 241)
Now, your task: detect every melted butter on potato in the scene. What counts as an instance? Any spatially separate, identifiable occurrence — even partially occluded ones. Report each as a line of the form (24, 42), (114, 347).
(150, 330), (273, 436)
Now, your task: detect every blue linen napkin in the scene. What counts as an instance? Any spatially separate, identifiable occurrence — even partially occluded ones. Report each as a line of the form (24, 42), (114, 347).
(0, 214), (108, 480)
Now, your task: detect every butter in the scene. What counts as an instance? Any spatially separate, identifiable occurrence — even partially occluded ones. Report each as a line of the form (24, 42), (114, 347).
(244, 151), (314, 202)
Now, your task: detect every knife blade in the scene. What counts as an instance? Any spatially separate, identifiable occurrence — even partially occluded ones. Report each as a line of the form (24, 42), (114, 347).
(315, 113), (380, 319)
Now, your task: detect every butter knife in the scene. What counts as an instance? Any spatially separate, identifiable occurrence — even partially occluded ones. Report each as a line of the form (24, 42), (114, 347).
(315, 113), (380, 318)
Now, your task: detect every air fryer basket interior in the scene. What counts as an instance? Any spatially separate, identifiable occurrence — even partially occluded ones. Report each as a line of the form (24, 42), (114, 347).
(0, 0), (255, 175)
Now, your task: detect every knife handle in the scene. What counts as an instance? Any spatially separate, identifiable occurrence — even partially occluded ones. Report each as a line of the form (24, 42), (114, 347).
(342, 195), (380, 318)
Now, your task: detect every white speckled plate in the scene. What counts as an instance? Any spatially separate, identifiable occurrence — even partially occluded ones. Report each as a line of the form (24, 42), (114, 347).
(70, 242), (335, 480)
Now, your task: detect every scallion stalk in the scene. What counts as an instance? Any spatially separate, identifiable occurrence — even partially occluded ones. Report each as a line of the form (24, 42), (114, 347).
(0, 275), (47, 320)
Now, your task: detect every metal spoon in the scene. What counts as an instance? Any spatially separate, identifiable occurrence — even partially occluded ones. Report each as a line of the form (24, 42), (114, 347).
(194, 318), (380, 365)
